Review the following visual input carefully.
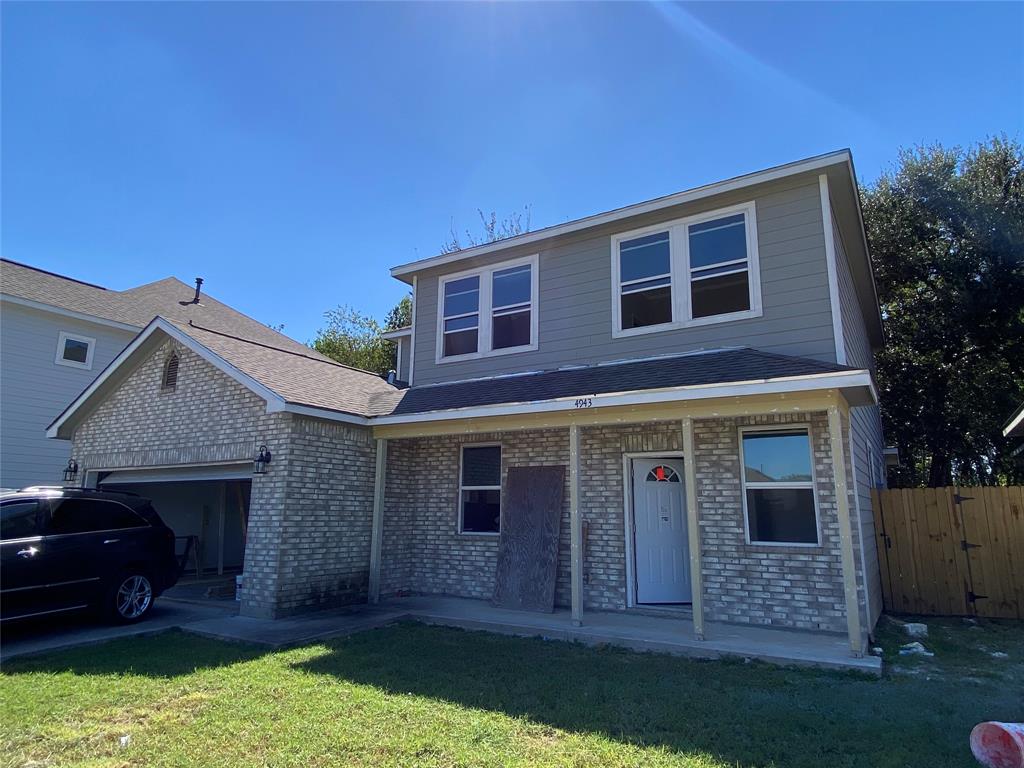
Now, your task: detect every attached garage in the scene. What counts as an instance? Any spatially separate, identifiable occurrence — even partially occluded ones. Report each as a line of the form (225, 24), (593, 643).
(90, 464), (251, 576)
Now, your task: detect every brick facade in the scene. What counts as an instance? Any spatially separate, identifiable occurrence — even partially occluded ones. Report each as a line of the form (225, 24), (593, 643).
(70, 341), (378, 619)
(70, 339), (864, 633)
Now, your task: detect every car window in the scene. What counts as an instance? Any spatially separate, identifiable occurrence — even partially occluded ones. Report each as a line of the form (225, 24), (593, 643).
(1, 501), (40, 540)
(47, 498), (149, 535)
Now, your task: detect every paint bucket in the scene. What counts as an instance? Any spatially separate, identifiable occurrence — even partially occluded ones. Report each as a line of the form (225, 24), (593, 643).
(970, 722), (1024, 768)
(235, 575), (243, 602)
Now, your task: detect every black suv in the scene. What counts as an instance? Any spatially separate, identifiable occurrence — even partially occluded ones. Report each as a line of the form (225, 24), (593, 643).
(0, 487), (180, 623)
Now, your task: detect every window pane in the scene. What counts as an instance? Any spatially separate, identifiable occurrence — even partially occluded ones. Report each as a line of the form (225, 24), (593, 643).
(620, 232), (670, 283)
(62, 338), (89, 363)
(746, 488), (817, 544)
(691, 271), (750, 318)
(743, 430), (813, 482)
(462, 445), (501, 486)
(443, 276), (480, 317)
(1, 502), (39, 539)
(688, 214), (747, 269)
(621, 285), (672, 329)
(492, 265), (531, 309)
(48, 499), (147, 535)
(444, 315), (478, 333)
(492, 309), (530, 350)
(462, 489), (500, 533)
(444, 329), (478, 357)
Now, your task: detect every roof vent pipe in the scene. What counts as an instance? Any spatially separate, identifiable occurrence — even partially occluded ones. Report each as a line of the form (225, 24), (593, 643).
(180, 277), (204, 306)
(386, 370), (397, 385)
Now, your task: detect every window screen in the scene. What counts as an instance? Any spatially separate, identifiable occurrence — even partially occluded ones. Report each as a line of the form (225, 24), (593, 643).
(442, 276), (480, 357)
(619, 232), (672, 329)
(460, 445), (501, 533)
(742, 429), (818, 545)
(689, 213), (751, 319)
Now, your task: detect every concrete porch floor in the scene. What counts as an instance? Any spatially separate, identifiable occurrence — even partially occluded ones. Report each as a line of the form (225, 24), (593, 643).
(183, 595), (881, 674)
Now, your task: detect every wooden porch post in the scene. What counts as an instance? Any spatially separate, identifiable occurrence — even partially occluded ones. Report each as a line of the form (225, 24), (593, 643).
(569, 423), (583, 627)
(368, 438), (388, 604)
(681, 418), (705, 641)
(827, 405), (864, 657)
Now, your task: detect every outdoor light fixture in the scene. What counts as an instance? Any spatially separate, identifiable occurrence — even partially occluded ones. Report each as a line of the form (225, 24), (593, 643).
(253, 445), (272, 475)
(62, 458), (79, 484)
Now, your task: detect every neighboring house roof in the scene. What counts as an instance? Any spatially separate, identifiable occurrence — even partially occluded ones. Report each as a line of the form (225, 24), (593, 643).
(0, 258), (328, 362)
(379, 349), (862, 417)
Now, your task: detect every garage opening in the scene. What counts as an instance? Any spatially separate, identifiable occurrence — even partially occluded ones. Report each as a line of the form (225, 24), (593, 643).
(96, 464), (251, 578)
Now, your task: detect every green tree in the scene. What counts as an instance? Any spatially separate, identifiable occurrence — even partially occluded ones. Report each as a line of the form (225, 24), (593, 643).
(861, 137), (1024, 486)
(311, 294), (411, 375)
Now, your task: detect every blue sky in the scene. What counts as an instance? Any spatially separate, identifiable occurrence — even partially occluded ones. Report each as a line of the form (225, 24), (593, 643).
(3, 2), (1022, 343)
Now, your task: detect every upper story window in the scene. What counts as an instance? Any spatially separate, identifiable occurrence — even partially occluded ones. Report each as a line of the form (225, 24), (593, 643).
(437, 255), (538, 363)
(612, 202), (761, 337)
(55, 331), (96, 370)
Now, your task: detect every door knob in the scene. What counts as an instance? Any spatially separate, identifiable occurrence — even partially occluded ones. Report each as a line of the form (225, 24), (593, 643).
(16, 547), (38, 558)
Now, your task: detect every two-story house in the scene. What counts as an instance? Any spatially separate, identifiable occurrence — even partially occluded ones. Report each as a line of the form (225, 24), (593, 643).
(48, 149), (886, 662)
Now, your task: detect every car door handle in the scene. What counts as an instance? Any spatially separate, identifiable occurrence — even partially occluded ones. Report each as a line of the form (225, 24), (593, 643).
(103, 539), (120, 545)
(17, 547), (39, 558)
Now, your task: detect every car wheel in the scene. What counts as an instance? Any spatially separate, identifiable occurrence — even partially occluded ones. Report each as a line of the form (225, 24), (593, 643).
(108, 572), (154, 623)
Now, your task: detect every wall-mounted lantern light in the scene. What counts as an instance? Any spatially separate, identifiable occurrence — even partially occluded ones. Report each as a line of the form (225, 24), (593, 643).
(62, 459), (79, 484)
(253, 445), (272, 475)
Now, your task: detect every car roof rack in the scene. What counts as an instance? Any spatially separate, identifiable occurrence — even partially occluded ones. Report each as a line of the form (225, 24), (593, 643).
(17, 486), (141, 498)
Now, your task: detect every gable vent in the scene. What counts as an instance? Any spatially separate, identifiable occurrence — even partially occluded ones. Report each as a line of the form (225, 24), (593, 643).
(161, 353), (179, 390)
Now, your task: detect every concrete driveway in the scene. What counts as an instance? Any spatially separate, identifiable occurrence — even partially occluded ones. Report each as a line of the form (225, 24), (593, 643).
(1, 597), (238, 663)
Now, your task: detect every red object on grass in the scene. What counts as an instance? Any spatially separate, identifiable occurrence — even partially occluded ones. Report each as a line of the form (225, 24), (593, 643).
(971, 722), (1024, 768)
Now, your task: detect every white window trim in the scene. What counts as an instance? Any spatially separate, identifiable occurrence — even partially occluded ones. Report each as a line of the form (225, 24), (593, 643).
(435, 254), (539, 364)
(54, 331), (96, 370)
(610, 201), (762, 339)
(457, 442), (502, 536)
(738, 424), (822, 548)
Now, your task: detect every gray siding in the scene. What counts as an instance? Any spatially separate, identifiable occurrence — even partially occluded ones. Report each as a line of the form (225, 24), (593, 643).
(396, 336), (411, 382)
(834, 214), (885, 630)
(0, 301), (135, 489)
(411, 173), (838, 385)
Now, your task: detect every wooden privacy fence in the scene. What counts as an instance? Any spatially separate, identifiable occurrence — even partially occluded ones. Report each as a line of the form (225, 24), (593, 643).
(872, 487), (1024, 619)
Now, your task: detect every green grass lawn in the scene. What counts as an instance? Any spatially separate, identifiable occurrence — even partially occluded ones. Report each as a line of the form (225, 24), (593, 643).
(2, 617), (1021, 768)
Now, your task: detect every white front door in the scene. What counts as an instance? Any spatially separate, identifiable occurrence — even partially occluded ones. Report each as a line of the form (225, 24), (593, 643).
(632, 458), (691, 604)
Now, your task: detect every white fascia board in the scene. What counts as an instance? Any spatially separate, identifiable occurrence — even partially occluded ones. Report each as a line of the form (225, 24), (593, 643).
(1, 293), (141, 332)
(390, 150), (852, 279)
(372, 369), (876, 426)
(46, 317), (288, 439)
(819, 174), (847, 365)
(1003, 406), (1024, 437)
(380, 327), (412, 340)
(274, 402), (369, 426)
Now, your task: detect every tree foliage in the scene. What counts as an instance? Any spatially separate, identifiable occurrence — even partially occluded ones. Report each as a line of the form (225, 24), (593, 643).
(862, 137), (1024, 486)
(442, 206), (531, 254)
(311, 294), (411, 376)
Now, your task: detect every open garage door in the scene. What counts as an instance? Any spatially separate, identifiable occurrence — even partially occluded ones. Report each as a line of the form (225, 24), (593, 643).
(97, 465), (251, 576)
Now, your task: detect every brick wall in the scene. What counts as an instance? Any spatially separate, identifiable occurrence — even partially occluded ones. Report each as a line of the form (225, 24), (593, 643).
(693, 412), (848, 632)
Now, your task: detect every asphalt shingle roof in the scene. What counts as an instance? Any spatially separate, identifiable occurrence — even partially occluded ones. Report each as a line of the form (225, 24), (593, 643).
(379, 349), (857, 417)
(0, 259), (328, 361)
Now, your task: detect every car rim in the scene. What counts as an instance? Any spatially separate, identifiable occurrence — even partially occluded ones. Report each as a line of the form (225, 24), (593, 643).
(116, 575), (152, 619)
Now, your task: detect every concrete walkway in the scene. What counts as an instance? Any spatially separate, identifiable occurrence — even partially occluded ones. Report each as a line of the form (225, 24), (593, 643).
(3, 594), (880, 674)
(177, 596), (881, 674)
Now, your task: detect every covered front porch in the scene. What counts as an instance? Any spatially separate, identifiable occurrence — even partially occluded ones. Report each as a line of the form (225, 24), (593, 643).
(366, 380), (875, 660)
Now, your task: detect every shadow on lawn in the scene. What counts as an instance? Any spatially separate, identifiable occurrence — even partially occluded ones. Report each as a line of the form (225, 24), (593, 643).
(292, 621), (989, 768)
(1, 628), (268, 678)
